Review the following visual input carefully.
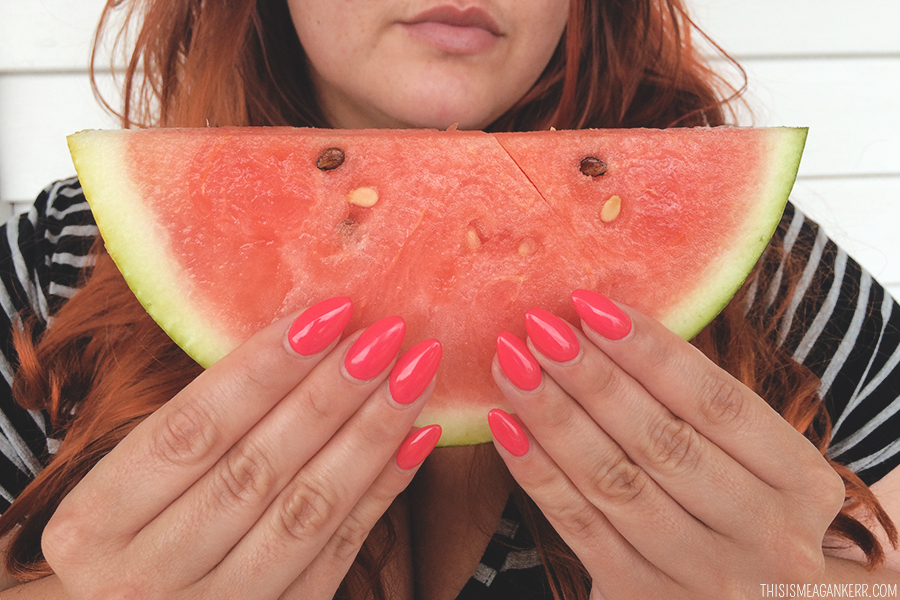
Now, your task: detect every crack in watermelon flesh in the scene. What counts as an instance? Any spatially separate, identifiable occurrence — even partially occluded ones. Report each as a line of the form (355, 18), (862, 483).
(68, 126), (807, 446)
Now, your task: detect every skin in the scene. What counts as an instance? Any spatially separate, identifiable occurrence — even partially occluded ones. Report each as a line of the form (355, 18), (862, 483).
(4, 1), (900, 598)
(286, 0), (570, 129)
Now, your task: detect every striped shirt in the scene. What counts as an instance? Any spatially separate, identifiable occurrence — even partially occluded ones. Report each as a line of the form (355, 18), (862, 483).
(1, 179), (898, 594)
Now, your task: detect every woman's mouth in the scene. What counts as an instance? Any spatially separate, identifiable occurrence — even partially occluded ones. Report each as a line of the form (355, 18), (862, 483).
(401, 6), (502, 54)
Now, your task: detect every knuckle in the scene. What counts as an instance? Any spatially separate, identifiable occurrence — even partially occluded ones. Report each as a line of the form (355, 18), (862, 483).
(554, 501), (606, 544)
(697, 370), (746, 427)
(149, 400), (221, 468)
(585, 451), (648, 506)
(293, 378), (342, 423)
(43, 508), (94, 567)
(328, 510), (374, 562)
(771, 534), (827, 580)
(643, 336), (676, 372)
(822, 467), (848, 514)
(528, 392), (579, 432)
(645, 417), (703, 474)
(797, 459), (846, 519)
(583, 361), (625, 402)
(213, 440), (280, 511)
(275, 475), (341, 544)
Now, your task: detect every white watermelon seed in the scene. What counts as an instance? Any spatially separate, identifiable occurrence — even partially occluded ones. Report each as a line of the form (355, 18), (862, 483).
(347, 187), (379, 207)
(466, 227), (482, 251)
(601, 195), (622, 222)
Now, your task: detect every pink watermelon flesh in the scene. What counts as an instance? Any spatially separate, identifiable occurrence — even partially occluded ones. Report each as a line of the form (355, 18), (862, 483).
(67, 126), (806, 445)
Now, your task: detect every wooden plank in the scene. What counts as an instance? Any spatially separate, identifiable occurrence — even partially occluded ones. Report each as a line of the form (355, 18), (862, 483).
(721, 57), (900, 179)
(0, 73), (118, 203)
(5, 0), (899, 70)
(687, 0), (900, 57)
(0, 0), (106, 72)
(3, 58), (896, 193)
(791, 176), (900, 293)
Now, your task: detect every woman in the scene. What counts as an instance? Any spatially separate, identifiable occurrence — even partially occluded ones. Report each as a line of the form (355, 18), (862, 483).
(1, 0), (899, 597)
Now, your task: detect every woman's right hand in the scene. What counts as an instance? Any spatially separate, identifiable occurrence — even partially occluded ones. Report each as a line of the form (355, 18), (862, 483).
(38, 297), (442, 599)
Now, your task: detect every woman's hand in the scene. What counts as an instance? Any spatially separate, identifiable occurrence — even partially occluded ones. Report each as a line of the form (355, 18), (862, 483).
(40, 297), (442, 600)
(489, 289), (847, 599)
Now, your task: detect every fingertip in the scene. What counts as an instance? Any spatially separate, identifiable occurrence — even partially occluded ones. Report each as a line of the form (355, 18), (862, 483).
(570, 289), (632, 341)
(524, 307), (580, 363)
(396, 425), (442, 470)
(344, 316), (406, 381)
(487, 409), (530, 458)
(496, 331), (542, 391)
(389, 339), (443, 405)
(287, 296), (354, 356)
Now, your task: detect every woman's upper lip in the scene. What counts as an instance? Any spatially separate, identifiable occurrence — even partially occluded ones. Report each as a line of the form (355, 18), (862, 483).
(403, 5), (502, 36)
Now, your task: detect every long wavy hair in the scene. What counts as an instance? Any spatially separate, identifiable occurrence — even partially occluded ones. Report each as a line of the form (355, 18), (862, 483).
(1, 0), (895, 596)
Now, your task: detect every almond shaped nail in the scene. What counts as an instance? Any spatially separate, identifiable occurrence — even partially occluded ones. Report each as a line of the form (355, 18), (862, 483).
(496, 331), (542, 391)
(288, 297), (353, 356)
(488, 409), (529, 457)
(345, 316), (406, 380)
(396, 425), (442, 470)
(571, 289), (632, 341)
(524, 308), (580, 362)
(390, 339), (443, 405)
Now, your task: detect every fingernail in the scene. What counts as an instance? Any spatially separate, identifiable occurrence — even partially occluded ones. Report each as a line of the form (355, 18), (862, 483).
(390, 339), (442, 405)
(396, 425), (442, 470)
(570, 290), (632, 340)
(288, 297), (354, 356)
(496, 331), (542, 391)
(488, 409), (529, 457)
(345, 316), (406, 380)
(524, 308), (580, 362)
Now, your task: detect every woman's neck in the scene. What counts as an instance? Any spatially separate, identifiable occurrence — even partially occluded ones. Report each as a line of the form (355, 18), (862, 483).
(386, 444), (514, 600)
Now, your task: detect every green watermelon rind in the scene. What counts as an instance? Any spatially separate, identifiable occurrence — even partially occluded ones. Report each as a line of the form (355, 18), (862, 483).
(658, 126), (808, 340)
(68, 130), (239, 367)
(69, 126), (806, 448)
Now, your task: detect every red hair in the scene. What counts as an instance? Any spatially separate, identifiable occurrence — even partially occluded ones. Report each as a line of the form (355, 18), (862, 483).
(2, 0), (894, 595)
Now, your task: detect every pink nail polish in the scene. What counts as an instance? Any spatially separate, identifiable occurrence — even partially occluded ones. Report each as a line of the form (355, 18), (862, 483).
(345, 316), (406, 380)
(524, 308), (580, 362)
(288, 297), (354, 356)
(496, 331), (542, 391)
(488, 409), (529, 457)
(390, 339), (442, 405)
(396, 425), (442, 470)
(570, 290), (632, 341)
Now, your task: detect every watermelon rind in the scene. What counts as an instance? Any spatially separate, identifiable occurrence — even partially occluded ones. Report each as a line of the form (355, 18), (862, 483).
(68, 126), (806, 447)
(68, 130), (238, 365)
(657, 127), (808, 339)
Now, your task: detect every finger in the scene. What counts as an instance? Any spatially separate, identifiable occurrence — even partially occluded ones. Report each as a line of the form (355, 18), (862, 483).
(492, 345), (720, 578)
(280, 426), (441, 600)
(50, 297), (355, 546)
(486, 409), (672, 599)
(570, 289), (836, 494)
(202, 346), (441, 598)
(522, 309), (778, 537)
(136, 326), (422, 583)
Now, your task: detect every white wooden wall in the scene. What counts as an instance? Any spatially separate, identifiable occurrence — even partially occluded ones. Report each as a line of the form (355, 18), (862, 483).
(2, 0), (899, 297)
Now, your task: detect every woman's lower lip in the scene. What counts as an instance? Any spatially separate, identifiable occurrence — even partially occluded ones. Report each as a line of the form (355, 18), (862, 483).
(401, 22), (500, 54)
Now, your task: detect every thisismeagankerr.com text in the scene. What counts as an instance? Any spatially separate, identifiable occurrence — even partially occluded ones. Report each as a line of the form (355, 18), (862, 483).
(761, 583), (898, 598)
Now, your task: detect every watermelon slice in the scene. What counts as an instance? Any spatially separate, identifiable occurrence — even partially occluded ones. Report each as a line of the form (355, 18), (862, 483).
(67, 126), (806, 446)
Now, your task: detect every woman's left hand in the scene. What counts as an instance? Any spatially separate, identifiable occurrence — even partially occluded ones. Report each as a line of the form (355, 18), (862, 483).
(489, 289), (847, 599)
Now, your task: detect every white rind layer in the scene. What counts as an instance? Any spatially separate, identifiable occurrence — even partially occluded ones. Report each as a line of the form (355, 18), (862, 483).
(68, 127), (806, 447)
(68, 129), (237, 366)
(660, 127), (807, 339)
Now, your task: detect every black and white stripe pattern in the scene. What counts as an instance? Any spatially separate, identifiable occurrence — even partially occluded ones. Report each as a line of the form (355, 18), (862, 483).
(747, 203), (900, 484)
(0, 181), (898, 594)
(0, 177), (97, 510)
(457, 499), (566, 599)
